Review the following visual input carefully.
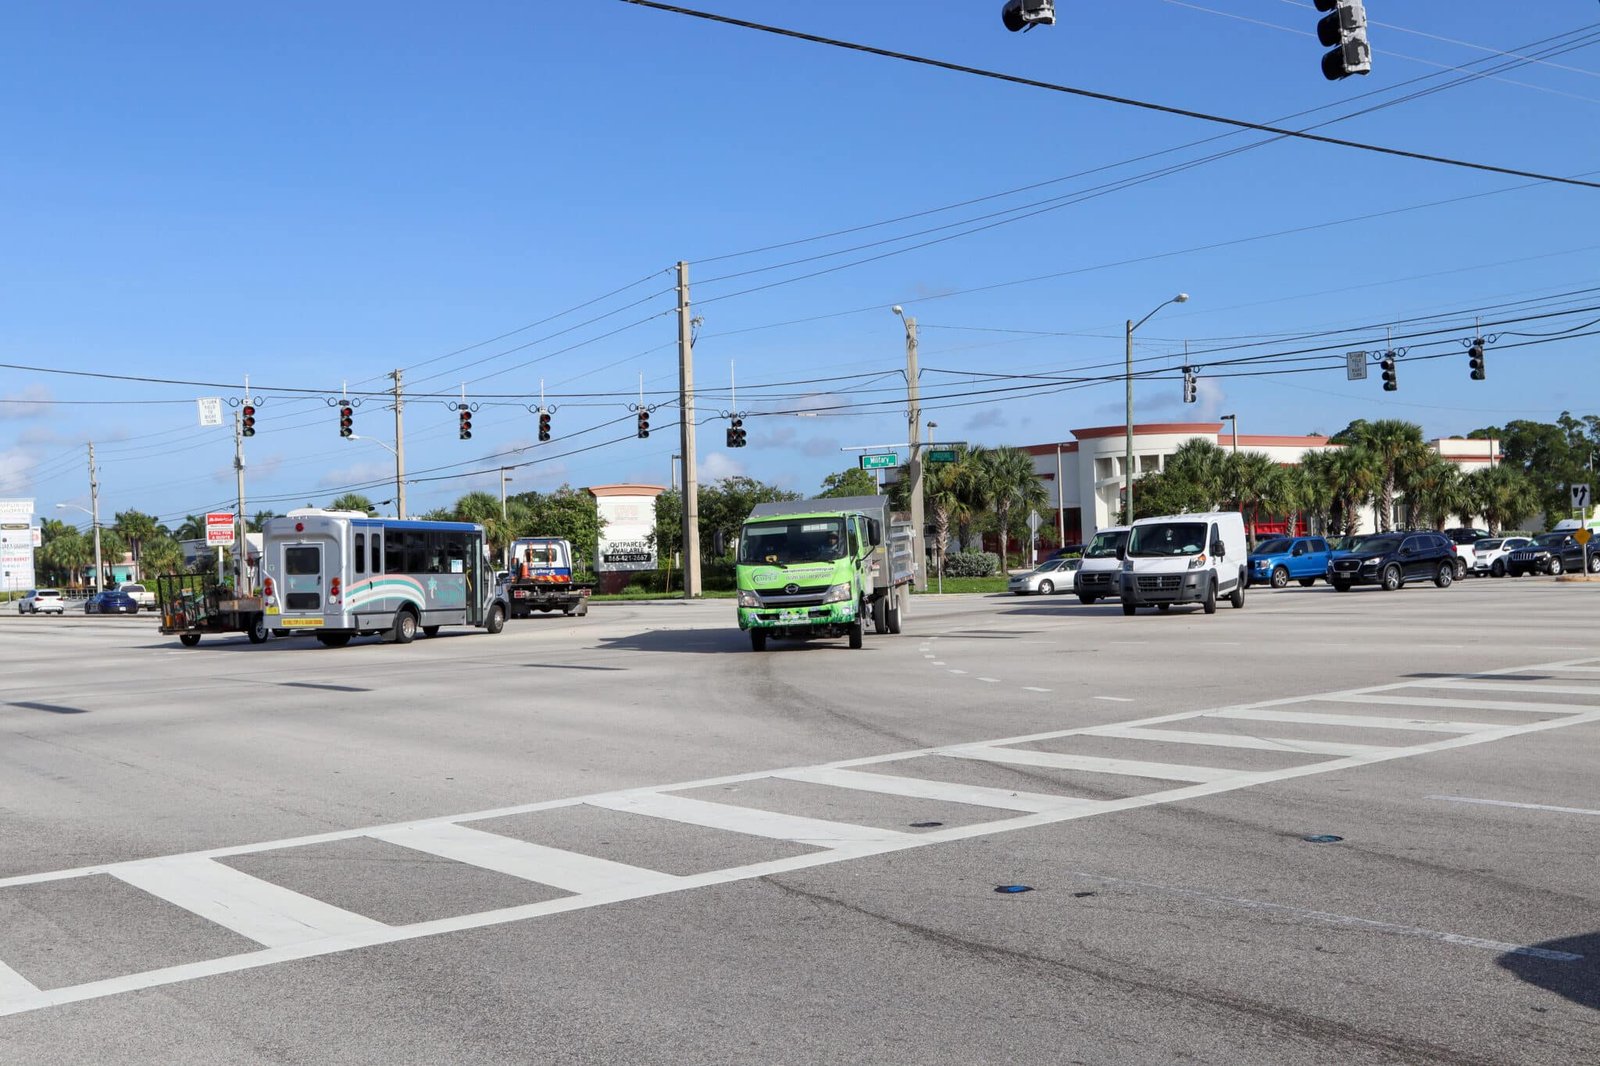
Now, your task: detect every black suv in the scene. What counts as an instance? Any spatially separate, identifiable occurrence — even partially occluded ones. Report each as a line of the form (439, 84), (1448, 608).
(1505, 532), (1597, 577)
(1328, 530), (1457, 591)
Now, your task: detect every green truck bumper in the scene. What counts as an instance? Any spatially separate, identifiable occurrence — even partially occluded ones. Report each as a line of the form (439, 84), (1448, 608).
(739, 601), (857, 631)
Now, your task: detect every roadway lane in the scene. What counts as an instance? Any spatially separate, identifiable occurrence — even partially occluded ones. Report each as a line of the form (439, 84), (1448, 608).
(1, 578), (1597, 1063)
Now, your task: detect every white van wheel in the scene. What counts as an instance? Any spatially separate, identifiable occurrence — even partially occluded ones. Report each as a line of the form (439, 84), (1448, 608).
(1229, 570), (1246, 608)
(1202, 579), (1217, 614)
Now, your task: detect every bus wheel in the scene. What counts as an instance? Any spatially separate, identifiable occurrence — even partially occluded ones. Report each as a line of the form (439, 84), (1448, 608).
(179, 633), (202, 647)
(316, 633), (352, 648)
(484, 604), (505, 635)
(422, 625), (441, 638)
(391, 609), (418, 644)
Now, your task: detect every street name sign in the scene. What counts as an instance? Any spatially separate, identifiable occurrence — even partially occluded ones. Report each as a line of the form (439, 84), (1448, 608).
(859, 453), (898, 469)
(925, 449), (959, 464)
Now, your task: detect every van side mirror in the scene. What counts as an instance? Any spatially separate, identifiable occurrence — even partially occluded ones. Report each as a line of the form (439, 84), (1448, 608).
(867, 519), (883, 547)
(713, 530), (727, 555)
(1212, 540), (1226, 558)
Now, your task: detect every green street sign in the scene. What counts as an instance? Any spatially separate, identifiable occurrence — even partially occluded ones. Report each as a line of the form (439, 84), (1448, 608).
(859, 453), (898, 470)
(925, 448), (959, 464)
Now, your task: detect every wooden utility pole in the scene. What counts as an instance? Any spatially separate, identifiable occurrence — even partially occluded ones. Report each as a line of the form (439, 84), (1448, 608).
(677, 261), (701, 598)
(390, 369), (407, 519)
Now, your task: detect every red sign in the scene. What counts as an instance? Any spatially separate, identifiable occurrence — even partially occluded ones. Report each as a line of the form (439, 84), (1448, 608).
(206, 512), (236, 546)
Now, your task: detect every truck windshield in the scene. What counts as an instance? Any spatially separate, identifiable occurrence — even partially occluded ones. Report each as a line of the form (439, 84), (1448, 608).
(739, 519), (847, 565)
(1083, 531), (1127, 559)
(1128, 522), (1208, 557)
(1254, 538), (1291, 555)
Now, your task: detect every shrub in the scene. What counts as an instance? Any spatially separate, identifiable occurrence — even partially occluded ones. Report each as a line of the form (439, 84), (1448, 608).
(943, 551), (1000, 577)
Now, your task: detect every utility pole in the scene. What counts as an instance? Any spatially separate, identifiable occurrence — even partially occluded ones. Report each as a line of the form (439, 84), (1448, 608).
(234, 410), (249, 593)
(895, 308), (927, 591)
(390, 369), (407, 519)
(87, 442), (103, 594)
(500, 468), (513, 522)
(1055, 442), (1065, 547)
(676, 261), (702, 598)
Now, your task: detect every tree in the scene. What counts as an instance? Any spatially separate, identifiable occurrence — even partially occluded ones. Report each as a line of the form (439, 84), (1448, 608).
(1326, 446), (1378, 535)
(890, 455), (973, 577)
(653, 477), (797, 565)
(138, 536), (183, 578)
(249, 510), (278, 532)
(113, 510), (163, 581)
(174, 514), (205, 541)
(1294, 451), (1337, 536)
(818, 467), (880, 499)
(978, 446), (1048, 566)
(1352, 420), (1427, 532)
(1401, 455), (1464, 531)
(1463, 465), (1540, 533)
(516, 487), (605, 567)
(1130, 439), (1229, 520)
(1224, 451), (1285, 548)
(38, 527), (89, 588)
(329, 493), (378, 515)
(1498, 413), (1595, 525)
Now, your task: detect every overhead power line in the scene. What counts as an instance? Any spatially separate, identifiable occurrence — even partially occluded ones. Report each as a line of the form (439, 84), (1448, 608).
(619, 0), (1600, 191)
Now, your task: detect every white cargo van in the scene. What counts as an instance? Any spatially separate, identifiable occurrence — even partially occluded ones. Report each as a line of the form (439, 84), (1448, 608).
(1120, 511), (1248, 615)
(1073, 524), (1130, 605)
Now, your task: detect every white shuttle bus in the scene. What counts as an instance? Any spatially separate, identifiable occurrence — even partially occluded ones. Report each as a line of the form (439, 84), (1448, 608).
(260, 510), (508, 647)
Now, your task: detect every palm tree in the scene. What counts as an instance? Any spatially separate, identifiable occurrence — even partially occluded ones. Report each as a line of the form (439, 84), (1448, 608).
(113, 510), (162, 581)
(448, 491), (517, 559)
(978, 446), (1048, 567)
(174, 514), (205, 541)
(1464, 466), (1540, 533)
(1164, 439), (1230, 510)
(40, 532), (91, 591)
(329, 493), (377, 515)
(1327, 447), (1378, 535)
(138, 536), (183, 579)
(1295, 451), (1337, 535)
(1224, 451), (1283, 548)
(1354, 420), (1428, 532)
(250, 510), (278, 532)
(1402, 456), (1464, 531)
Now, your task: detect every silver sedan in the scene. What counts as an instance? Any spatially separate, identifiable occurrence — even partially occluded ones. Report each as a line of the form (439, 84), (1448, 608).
(1007, 557), (1081, 595)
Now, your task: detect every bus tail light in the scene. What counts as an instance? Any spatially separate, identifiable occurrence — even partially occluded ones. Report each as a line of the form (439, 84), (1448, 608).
(262, 577), (275, 599)
(330, 577), (341, 602)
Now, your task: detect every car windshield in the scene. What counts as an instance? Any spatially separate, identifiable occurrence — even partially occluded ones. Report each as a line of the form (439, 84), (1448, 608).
(1254, 538), (1291, 554)
(738, 519), (847, 566)
(1475, 539), (1503, 551)
(1129, 522), (1208, 557)
(1359, 535), (1403, 554)
(1034, 559), (1065, 573)
(1533, 533), (1568, 547)
(1083, 531), (1128, 559)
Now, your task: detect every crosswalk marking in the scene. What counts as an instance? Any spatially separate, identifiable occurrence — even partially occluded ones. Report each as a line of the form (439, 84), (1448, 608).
(367, 823), (676, 895)
(776, 765), (1092, 814)
(1320, 693), (1593, 715)
(3, 655), (1598, 1019)
(939, 746), (1244, 783)
(112, 857), (388, 948)
(1411, 680), (1600, 697)
(1082, 725), (1393, 758)
(1209, 708), (1485, 733)
(588, 792), (911, 847)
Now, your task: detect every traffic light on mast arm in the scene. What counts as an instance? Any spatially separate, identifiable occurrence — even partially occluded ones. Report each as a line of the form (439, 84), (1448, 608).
(1315, 0), (1372, 80)
(242, 405), (256, 437)
(458, 408), (472, 440)
(1380, 352), (1397, 392)
(1468, 338), (1486, 380)
(538, 410), (552, 442)
(637, 409), (650, 439)
(1001, 0), (1054, 32)
(338, 402), (353, 438)
(1181, 368), (1197, 404)
(726, 416), (747, 448)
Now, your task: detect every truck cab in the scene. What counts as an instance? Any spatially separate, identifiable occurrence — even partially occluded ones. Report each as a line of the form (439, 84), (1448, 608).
(502, 537), (591, 618)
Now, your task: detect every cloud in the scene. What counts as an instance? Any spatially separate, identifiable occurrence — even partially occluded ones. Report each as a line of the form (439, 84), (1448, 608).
(965, 406), (1008, 431)
(0, 384), (52, 421)
(317, 461), (394, 489)
(16, 425), (80, 447)
(801, 435), (844, 458)
(699, 451), (746, 481)
(0, 448), (35, 495)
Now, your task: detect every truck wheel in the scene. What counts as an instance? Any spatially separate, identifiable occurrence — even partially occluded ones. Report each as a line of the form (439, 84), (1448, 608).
(1121, 602), (1136, 616)
(484, 605), (506, 635)
(848, 620), (864, 650)
(1230, 572), (1246, 608)
(1202, 579), (1217, 614)
(316, 633), (352, 648)
(871, 597), (888, 634)
(391, 609), (418, 644)
(247, 615), (269, 644)
(179, 633), (202, 647)
(750, 631), (767, 652)
(422, 625), (441, 637)
(1270, 566), (1289, 589)
(885, 594), (903, 635)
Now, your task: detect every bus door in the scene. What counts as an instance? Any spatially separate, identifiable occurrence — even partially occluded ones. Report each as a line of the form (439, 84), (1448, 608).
(279, 541), (328, 630)
(464, 531), (485, 625)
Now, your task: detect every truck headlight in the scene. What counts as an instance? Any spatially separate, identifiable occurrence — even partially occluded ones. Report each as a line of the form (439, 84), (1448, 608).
(1188, 554), (1208, 570)
(738, 590), (762, 608)
(822, 583), (853, 604)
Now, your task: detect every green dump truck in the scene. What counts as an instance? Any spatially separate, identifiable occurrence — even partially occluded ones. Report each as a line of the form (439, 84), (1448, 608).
(736, 495), (916, 651)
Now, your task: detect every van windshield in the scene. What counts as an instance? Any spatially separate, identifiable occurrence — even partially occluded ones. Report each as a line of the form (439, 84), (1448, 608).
(1129, 522), (1208, 557)
(1083, 531), (1127, 559)
(739, 519), (847, 566)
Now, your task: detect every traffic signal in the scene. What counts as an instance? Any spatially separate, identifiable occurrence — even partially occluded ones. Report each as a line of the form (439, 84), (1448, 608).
(1181, 368), (1197, 404)
(242, 405), (256, 437)
(458, 408), (472, 440)
(1001, 0), (1054, 32)
(637, 410), (650, 439)
(1314, 0), (1371, 80)
(1468, 338), (1486, 380)
(338, 402), (353, 438)
(538, 410), (552, 442)
(727, 416), (746, 448)
(1380, 352), (1397, 392)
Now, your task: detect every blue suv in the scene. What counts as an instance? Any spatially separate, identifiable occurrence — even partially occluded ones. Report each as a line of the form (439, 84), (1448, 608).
(1247, 535), (1333, 589)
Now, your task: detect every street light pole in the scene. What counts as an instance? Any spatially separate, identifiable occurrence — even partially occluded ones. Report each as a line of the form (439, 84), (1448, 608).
(894, 306), (927, 591)
(1124, 293), (1189, 523)
(1220, 413), (1238, 456)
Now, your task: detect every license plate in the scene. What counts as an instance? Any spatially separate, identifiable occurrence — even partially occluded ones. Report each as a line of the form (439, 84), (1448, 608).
(281, 618), (325, 628)
(777, 610), (809, 623)
(513, 590), (527, 598)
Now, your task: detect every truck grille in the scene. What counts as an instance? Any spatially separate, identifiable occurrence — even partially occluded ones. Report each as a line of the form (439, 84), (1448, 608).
(1136, 575), (1182, 592)
(1078, 572), (1115, 590)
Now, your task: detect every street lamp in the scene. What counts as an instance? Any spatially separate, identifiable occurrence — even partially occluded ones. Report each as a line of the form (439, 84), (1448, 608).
(894, 305), (927, 591)
(1125, 293), (1189, 521)
(56, 503), (103, 595)
(1220, 413), (1238, 455)
(346, 435), (404, 516)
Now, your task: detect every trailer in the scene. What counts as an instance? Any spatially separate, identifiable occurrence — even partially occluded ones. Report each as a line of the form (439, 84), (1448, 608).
(156, 573), (269, 647)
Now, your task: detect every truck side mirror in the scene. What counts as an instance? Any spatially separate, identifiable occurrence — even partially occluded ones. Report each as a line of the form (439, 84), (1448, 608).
(867, 519), (883, 547)
(713, 530), (727, 555)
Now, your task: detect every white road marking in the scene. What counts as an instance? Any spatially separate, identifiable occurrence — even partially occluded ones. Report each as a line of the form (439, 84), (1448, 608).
(1320, 693), (1590, 715)
(1429, 795), (1600, 818)
(977, 677), (1001, 684)
(368, 823), (675, 895)
(0, 959), (38, 1000)
(1022, 686), (1052, 693)
(112, 857), (388, 948)
(1413, 680), (1600, 697)
(1073, 871), (1581, 962)
(940, 746), (1244, 784)
(588, 792), (908, 848)
(3, 656), (1596, 1018)
(1210, 709), (1484, 733)
(949, 669), (967, 675)
(1084, 726), (1392, 758)
(930, 661), (946, 666)
(1094, 696), (1135, 703)
(778, 766), (1091, 814)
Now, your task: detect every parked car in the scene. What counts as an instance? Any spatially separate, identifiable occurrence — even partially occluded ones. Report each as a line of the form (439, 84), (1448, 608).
(85, 589), (139, 614)
(1442, 527), (1491, 578)
(1248, 535), (1333, 588)
(1504, 532), (1597, 577)
(116, 583), (157, 611)
(1327, 531), (1457, 591)
(1471, 536), (1532, 578)
(1008, 556), (1080, 595)
(19, 588), (66, 615)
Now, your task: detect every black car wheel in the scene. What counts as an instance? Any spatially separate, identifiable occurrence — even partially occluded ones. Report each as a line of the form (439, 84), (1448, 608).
(1491, 559), (1505, 577)
(1298, 578), (1316, 587)
(1331, 579), (1352, 592)
(1435, 563), (1453, 588)
(1453, 558), (1467, 580)
(1270, 566), (1289, 589)
(1381, 564), (1403, 591)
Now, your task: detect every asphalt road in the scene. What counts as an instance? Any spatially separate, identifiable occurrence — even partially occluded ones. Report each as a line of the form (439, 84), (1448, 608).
(2, 577), (1597, 1065)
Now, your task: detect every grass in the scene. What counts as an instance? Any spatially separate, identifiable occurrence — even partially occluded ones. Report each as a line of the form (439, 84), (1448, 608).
(916, 576), (1009, 595)
(590, 589), (738, 602)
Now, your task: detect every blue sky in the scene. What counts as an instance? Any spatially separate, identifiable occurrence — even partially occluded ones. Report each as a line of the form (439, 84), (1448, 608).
(3, 1), (1598, 527)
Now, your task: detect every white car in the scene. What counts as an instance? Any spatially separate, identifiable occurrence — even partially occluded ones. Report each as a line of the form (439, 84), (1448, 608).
(1471, 536), (1532, 578)
(118, 583), (157, 611)
(19, 588), (66, 615)
(1008, 557), (1080, 595)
